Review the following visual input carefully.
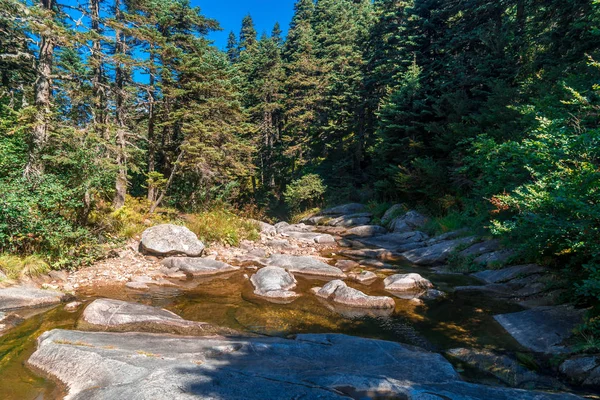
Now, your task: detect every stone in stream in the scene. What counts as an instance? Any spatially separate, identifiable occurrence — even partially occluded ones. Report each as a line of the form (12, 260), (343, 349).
(161, 257), (239, 277)
(312, 280), (395, 309)
(494, 305), (586, 353)
(0, 285), (66, 311)
(334, 259), (360, 271)
(348, 271), (378, 284)
(388, 210), (429, 233)
(267, 254), (345, 278)
(345, 225), (387, 237)
(250, 266), (299, 301)
(79, 298), (235, 336)
(139, 224), (205, 257)
(473, 264), (545, 284)
(283, 231), (335, 244)
(560, 356), (600, 387)
(338, 248), (397, 261)
(384, 273), (433, 292)
(447, 348), (565, 390)
(401, 236), (477, 265)
(29, 329), (583, 400)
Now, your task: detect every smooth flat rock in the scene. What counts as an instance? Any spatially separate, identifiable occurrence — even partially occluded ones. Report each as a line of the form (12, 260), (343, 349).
(325, 213), (373, 227)
(250, 266), (299, 301)
(494, 306), (586, 353)
(560, 356), (600, 386)
(312, 280), (395, 309)
(161, 257), (239, 276)
(139, 224), (205, 257)
(447, 348), (564, 389)
(388, 210), (429, 233)
(314, 234), (336, 244)
(80, 299), (234, 336)
(334, 259), (360, 271)
(401, 236), (477, 265)
(29, 330), (582, 400)
(320, 203), (366, 215)
(473, 264), (545, 284)
(348, 271), (378, 284)
(384, 273), (433, 291)
(474, 249), (516, 266)
(346, 225), (387, 237)
(0, 286), (65, 311)
(338, 248), (397, 261)
(267, 254), (345, 278)
(358, 231), (429, 251)
(276, 223), (315, 233)
(459, 240), (501, 258)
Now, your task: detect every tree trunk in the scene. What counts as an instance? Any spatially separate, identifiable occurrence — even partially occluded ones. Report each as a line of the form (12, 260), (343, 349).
(89, 0), (107, 139)
(149, 150), (184, 213)
(24, 0), (55, 178)
(147, 50), (157, 202)
(113, 0), (127, 209)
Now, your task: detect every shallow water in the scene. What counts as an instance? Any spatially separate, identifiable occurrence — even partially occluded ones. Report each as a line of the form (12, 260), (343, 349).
(0, 257), (535, 400)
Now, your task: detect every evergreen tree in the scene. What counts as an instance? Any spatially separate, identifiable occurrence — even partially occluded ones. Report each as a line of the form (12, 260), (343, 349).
(226, 31), (239, 63)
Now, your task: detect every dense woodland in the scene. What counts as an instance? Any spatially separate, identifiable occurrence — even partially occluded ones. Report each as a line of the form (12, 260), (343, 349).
(0, 0), (599, 333)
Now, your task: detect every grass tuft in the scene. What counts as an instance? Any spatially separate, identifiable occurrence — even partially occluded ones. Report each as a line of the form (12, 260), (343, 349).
(186, 208), (259, 246)
(0, 254), (50, 279)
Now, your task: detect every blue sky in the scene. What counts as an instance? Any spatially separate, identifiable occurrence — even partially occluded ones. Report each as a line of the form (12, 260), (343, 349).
(195, 0), (297, 49)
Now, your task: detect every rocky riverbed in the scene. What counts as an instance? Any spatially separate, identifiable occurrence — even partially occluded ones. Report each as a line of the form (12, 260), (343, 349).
(0, 203), (597, 399)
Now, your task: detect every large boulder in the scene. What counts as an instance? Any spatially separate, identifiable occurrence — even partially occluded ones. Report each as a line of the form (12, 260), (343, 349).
(560, 356), (600, 387)
(249, 219), (277, 236)
(320, 203), (366, 216)
(267, 254), (345, 278)
(312, 280), (395, 309)
(250, 266), (299, 301)
(384, 273), (433, 292)
(325, 213), (373, 227)
(357, 231), (429, 251)
(401, 236), (477, 266)
(389, 210), (429, 233)
(346, 225), (387, 237)
(459, 239), (501, 258)
(29, 330), (582, 400)
(0, 286), (66, 311)
(139, 224), (204, 257)
(161, 257), (239, 277)
(381, 204), (405, 227)
(473, 264), (545, 284)
(494, 306), (586, 353)
(79, 298), (234, 336)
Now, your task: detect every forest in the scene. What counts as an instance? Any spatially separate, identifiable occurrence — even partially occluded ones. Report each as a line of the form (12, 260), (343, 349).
(1, 0), (600, 340)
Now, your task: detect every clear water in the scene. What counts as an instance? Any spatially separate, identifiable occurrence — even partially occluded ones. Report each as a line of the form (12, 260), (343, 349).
(0, 259), (533, 400)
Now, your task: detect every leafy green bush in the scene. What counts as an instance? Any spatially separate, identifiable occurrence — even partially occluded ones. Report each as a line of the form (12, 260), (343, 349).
(284, 174), (326, 211)
(185, 208), (259, 246)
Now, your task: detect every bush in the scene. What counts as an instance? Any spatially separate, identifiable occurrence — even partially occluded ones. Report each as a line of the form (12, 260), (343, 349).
(284, 174), (326, 212)
(0, 254), (50, 280)
(185, 207), (259, 246)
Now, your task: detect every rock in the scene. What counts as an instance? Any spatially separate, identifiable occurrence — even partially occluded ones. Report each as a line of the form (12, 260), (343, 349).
(48, 270), (69, 282)
(247, 248), (267, 258)
(459, 239), (502, 258)
(161, 257), (239, 277)
(473, 264), (545, 284)
(389, 210), (429, 233)
(284, 231), (324, 242)
(427, 229), (470, 244)
(335, 260), (360, 271)
(79, 298), (234, 336)
(338, 248), (397, 261)
(29, 330), (582, 400)
(494, 306), (586, 353)
(312, 280), (395, 309)
(277, 223), (315, 233)
(125, 281), (149, 290)
(474, 249), (516, 267)
(384, 273), (433, 291)
(267, 254), (345, 278)
(320, 203), (366, 215)
(348, 271), (377, 284)
(0, 286), (65, 311)
(421, 289), (446, 300)
(249, 219), (276, 236)
(401, 236), (477, 265)
(266, 239), (293, 250)
(447, 348), (564, 389)
(326, 213), (372, 227)
(250, 267), (299, 301)
(65, 301), (82, 311)
(357, 231), (429, 251)
(0, 270), (6, 281)
(346, 225), (387, 237)
(314, 234), (336, 244)
(560, 356), (600, 386)
(139, 224), (204, 257)
(273, 221), (289, 231)
(336, 239), (353, 247)
(381, 204), (405, 227)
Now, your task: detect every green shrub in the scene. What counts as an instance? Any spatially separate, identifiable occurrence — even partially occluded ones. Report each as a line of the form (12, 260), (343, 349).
(284, 174), (326, 212)
(185, 208), (259, 246)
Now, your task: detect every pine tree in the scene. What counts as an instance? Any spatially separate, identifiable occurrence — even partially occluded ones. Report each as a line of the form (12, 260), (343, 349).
(226, 31), (239, 63)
